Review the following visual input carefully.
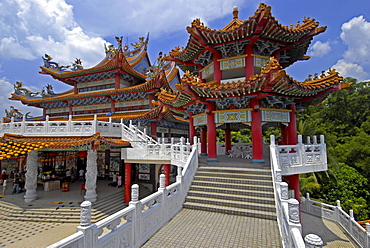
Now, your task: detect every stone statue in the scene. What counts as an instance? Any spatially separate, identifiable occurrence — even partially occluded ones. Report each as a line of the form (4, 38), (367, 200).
(5, 106), (31, 119)
(13, 81), (40, 97)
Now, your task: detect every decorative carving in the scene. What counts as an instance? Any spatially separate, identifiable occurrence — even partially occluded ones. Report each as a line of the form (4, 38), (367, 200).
(280, 182), (288, 200)
(24, 150), (38, 202)
(254, 41), (281, 57)
(288, 199), (300, 224)
(5, 106), (31, 119)
(41, 84), (55, 96)
(84, 150), (98, 202)
(42, 54), (70, 71)
(131, 37), (145, 48)
(131, 184), (139, 202)
(71, 58), (83, 70)
(13, 81), (40, 97)
(80, 201), (92, 226)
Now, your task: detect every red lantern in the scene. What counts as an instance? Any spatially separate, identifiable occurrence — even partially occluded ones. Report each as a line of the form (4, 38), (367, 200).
(78, 151), (87, 159)
(49, 151), (58, 157)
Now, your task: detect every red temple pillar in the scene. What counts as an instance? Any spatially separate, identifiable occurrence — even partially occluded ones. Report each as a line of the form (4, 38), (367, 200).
(200, 126), (207, 155)
(251, 98), (264, 164)
(110, 99), (115, 113)
(245, 45), (254, 79)
(281, 123), (288, 144)
(151, 121), (157, 140)
(213, 51), (222, 84)
(207, 103), (218, 162)
(115, 72), (120, 89)
(284, 104), (300, 201)
(74, 82), (78, 94)
(189, 112), (196, 144)
(164, 164), (171, 187)
(225, 123), (232, 154)
(68, 105), (73, 116)
(124, 162), (132, 203)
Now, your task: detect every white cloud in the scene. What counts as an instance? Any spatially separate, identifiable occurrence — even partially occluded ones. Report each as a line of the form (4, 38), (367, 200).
(340, 16), (370, 65)
(308, 41), (331, 57)
(0, 0), (108, 67)
(68, 0), (248, 38)
(0, 77), (42, 118)
(332, 59), (369, 81)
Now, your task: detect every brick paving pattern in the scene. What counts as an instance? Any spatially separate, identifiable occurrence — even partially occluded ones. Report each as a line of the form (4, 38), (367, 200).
(301, 212), (359, 248)
(141, 209), (282, 248)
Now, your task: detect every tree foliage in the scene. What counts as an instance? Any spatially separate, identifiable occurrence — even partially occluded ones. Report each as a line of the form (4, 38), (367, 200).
(297, 78), (370, 220)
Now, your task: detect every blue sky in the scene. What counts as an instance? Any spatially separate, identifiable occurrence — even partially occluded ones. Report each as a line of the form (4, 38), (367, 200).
(0, 0), (369, 117)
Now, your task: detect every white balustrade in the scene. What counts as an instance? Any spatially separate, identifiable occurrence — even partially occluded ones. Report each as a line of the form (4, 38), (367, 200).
(301, 193), (370, 248)
(271, 135), (327, 176)
(47, 135), (199, 248)
(270, 135), (305, 248)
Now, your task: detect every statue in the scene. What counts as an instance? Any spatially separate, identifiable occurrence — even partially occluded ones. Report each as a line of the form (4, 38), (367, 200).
(115, 36), (123, 51)
(41, 84), (55, 96)
(42, 54), (70, 71)
(5, 106), (31, 119)
(13, 82), (40, 97)
(131, 37), (145, 48)
(71, 58), (83, 70)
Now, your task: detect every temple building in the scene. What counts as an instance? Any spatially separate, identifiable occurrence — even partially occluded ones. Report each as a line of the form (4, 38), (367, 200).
(1, 36), (188, 202)
(160, 3), (346, 200)
(0, 3), (348, 203)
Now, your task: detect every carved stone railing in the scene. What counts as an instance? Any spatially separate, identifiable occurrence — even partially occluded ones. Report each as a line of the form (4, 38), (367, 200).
(270, 135), (305, 248)
(47, 139), (199, 248)
(123, 137), (194, 165)
(121, 120), (158, 148)
(272, 135), (327, 176)
(0, 115), (122, 137)
(301, 193), (370, 248)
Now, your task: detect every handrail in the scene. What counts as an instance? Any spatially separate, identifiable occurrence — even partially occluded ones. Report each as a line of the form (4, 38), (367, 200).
(270, 135), (305, 248)
(47, 136), (199, 248)
(301, 193), (370, 248)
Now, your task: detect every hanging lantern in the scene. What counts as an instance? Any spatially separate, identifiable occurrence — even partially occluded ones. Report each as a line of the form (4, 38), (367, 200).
(49, 151), (58, 157)
(78, 151), (87, 160)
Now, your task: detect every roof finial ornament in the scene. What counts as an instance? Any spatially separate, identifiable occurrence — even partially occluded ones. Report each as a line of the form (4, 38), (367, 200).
(233, 6), (239, 19)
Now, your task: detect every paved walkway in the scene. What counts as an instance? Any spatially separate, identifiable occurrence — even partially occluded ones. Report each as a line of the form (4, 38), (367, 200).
(301, 212), (359, 248)
(142, 209), (282, 248)
(0, 179), (122, 248)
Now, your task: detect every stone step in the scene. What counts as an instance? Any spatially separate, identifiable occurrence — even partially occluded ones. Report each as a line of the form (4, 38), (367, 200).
(185, 196), (276, 212)
(192, 180), (274, 192)
(183, 202), (277, 220)
(193, 175), (273, 186)
(197, 166), (271, 175)
(189, 185), (274, 198)
(187, 191), (275, 205)
(195, 171), (272, 180)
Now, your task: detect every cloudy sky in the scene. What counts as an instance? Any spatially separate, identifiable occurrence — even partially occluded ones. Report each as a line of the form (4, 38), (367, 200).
(0, 0), (369, 117)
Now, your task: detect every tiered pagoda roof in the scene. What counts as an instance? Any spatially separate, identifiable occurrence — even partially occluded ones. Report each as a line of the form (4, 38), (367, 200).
(165, 3), (326, 71)
(157, 57), (345, 109)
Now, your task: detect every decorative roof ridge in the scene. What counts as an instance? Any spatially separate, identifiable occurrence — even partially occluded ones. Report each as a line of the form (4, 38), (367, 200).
(292, 68), (343, 87)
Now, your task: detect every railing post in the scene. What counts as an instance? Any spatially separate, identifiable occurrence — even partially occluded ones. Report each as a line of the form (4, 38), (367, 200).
(129, 184), (141, 247)
(366, 223), (370, 248)
(349, 209), (354, 237)
(288, 198), (302, 247)
(21, 114), (26, 134)
(68, 115), (72, 133)
(45, 115), (50, 134)
(10, 117), (14, 133)
(93, 114), (97, 134)
(313, 135), (317, 145)
(77, 201), (95, 248)
(335, 200), (341, 222)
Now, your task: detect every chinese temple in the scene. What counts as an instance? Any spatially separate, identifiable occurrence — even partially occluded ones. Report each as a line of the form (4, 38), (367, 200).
(7, 35), (188, 139)
(1, 35), (188, 202)
(1, 3), (348, 203)
(161, 3), (345, 200)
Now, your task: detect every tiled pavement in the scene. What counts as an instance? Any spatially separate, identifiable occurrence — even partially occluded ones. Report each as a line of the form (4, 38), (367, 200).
(0, 153), (360, 247)
(141, 209), (282, 248)
(301, 212), (359, 248)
